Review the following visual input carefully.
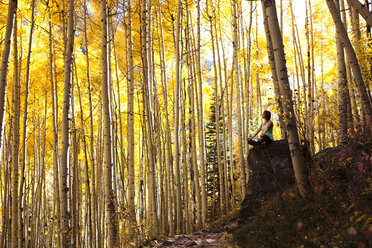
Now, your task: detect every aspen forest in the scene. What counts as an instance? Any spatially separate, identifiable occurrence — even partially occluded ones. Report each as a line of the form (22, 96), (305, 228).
(0, 0), (371, 247)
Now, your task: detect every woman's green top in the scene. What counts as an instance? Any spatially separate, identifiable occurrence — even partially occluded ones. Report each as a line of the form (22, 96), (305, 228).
(262, 121), (273, 141)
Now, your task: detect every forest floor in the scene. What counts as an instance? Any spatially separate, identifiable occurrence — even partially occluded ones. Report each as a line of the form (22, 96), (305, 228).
(153, 219), (239, 247)
(151, 127), (371, 248)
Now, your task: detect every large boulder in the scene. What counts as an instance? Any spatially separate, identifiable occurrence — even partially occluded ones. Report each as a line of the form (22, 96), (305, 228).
(239, 139), (310, 221)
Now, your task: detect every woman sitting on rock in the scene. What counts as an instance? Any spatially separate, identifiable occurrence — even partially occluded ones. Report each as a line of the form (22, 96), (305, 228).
(247, 110), (274, 146)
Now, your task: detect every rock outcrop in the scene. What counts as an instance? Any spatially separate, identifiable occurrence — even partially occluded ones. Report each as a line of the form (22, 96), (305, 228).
(239, 139), (310, 221)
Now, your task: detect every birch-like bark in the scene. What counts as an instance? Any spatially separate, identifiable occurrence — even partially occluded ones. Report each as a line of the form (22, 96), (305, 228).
(76, 70), (93, 247)
(334, 0), (349, 140)
(71, 76), (79, 247)
(326, 0), (372, 123)
(101, 0), (119, 246)
(264, 0), (310, 197)
(189, 71), (202, 229)
(320, 28), (325, 150)
(173, 0), (183, 232)
(366, 0), (371, 37)
(82, 2), (98, 246)
(0, 0), (17, 163)
(126, 0), (136, 238)
(48, 8), (62, 247)
(82, 2), (96, 247)
(239, 2), (247, 148)
(262, 3), (286, 141)
(146, 4), (159, 233)
(180, 81), (189, 233)
(346, 0), (362, 125)
(183, 5), (196, 232)
(232, 0), (246, 197)
(243, 2), (253, 154)
(308, 0), (315, 153)
(1, 135), (11, 248)
(217, 5), (236, 209)
(305, 1), (314, 152)
(19, 1), (35, 247)
(339, 0), (354, 128)
(96, 102), (104, 248)
(141, 0), (158, 236)
(157, 3), (173, 235)
(227, 46), (235, 208)
(11, 16), (20, 248)
(255, 9), (262, 118)
(290, 3), (301, 121)
(347, 0), (372, 26)
(349, 0), (362, 59)
(216, 1), (230, 211)
(60, 0), (75, 245)
(196, 0), (208, 224)
(292, 8), (308, 134)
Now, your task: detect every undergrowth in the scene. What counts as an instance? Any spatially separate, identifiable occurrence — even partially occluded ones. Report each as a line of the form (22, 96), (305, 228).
(208, 209), (240, 230)
(233, 125), (372, 248)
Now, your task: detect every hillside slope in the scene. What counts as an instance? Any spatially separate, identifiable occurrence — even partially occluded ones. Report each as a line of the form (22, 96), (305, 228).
(233, 128), (371, 247)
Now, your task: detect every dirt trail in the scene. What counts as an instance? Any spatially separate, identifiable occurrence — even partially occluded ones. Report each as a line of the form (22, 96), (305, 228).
(154, 221), (238, 247)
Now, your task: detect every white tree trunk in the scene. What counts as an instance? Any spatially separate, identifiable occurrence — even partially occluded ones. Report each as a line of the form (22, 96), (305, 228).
(348, 0), (372, 27)
(60, 0), (75, 246)
(326, 0), (372, 123)
(101, 0), (118, 246)
(196, 0), (208, 224)
(0, 0), (17, 164)
(232, 0), (246, 198)
(11, 16), (20, 248)
(126, 0), (136, 239)
(335, 0), (349, 140)
(141, 0), (158, 237)
(157, 3), (174, 235)
(173, 0), (183, 232)
(264, 0), (310, 197)
(262, 3), (286, 140)
(19, 1), (35, 247)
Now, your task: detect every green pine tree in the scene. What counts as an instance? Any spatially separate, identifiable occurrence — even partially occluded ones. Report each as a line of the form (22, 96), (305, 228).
(205, 95), (226, 219)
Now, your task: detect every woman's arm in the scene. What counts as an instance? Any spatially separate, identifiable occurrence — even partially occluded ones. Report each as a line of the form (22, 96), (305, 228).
(248, 123), (262, 141)
(261, 120), (273, 137)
